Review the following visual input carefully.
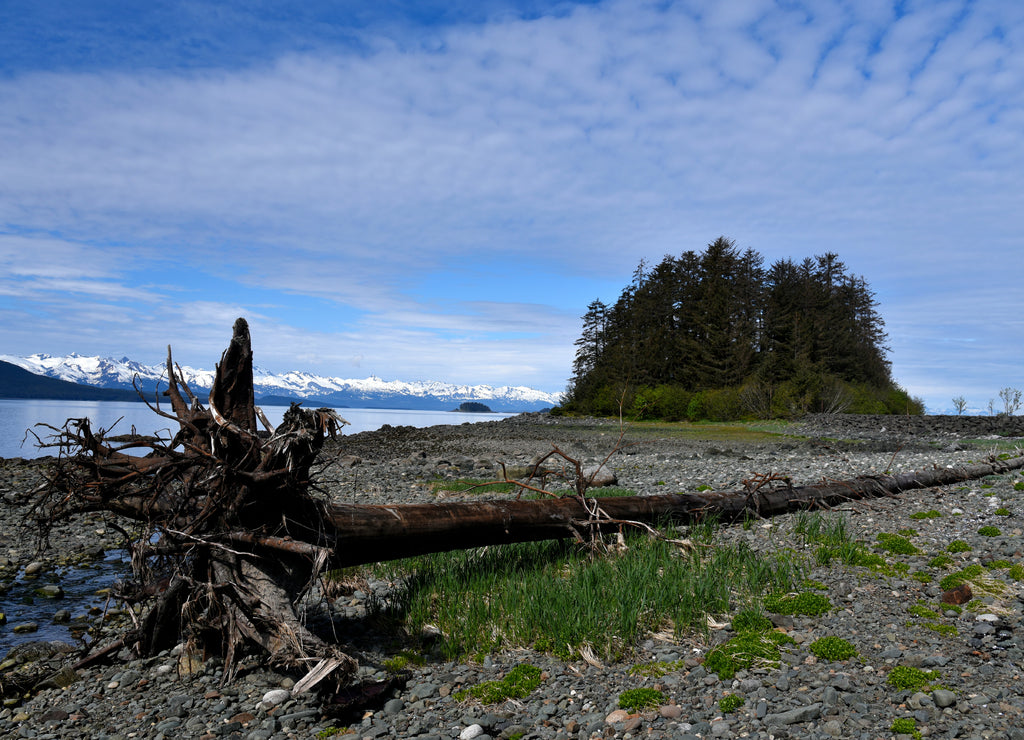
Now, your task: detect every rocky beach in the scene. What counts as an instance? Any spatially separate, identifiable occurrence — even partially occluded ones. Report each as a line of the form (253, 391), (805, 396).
(2, 412), (1024, 740)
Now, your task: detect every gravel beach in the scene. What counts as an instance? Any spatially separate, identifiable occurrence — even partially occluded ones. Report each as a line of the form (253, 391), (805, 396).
(2, 413), (1024, 740)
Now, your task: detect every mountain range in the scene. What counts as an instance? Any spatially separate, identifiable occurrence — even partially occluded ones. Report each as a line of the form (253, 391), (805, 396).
(0, 353), (561, 412)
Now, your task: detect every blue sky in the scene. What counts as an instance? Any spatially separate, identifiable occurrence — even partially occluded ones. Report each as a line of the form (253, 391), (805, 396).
(0, 0), (1021, 412)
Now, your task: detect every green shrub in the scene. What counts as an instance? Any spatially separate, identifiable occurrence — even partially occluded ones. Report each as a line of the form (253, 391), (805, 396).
(618, 687), (665, 711)
(946, 540), (972, 553)
(808, 636), (857, 661)
(718, 694), (745, 713)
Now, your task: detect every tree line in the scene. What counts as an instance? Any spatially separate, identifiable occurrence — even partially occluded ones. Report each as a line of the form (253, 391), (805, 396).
(561, 237), (922, 420)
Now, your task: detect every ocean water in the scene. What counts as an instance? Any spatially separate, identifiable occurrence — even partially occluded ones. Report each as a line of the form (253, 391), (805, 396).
(0, 399), (515, 459)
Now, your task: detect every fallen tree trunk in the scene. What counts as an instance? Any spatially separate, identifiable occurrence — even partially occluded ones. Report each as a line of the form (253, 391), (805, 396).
(26, 317), (1024, 696)
(324, 455), (1024, 567)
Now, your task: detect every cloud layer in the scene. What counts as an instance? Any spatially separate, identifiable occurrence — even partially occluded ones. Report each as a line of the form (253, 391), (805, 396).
(1, 0), (1021, 409)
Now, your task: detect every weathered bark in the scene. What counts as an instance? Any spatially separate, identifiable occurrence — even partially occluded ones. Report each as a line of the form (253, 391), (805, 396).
(323, 454), (1024, 568)
(32, 320), (354, 689)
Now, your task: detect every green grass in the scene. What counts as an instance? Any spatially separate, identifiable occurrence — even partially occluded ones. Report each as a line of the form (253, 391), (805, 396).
(372, 526), (803, 662)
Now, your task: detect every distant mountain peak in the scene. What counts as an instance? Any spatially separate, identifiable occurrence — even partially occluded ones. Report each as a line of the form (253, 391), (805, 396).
(0, 353), (560, 412)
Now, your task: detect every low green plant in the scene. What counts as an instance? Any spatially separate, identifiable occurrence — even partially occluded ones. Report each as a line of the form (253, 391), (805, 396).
(618, 687), (666, 711)
(382, 650), (427, 673)
(1014, 481), (1024, 491)
(897, 527), (919, 537)
(718, 694), (745, 713)
(808, 636), (857, 661)
(763, 591), (831, 616)
(978, 526), (1002, 537)
(928, 555), (954, 569)
(911, 571), (932, 584)
(887, 665), (940, 691)
(946, 540), (972, 553)
(916, 621), (957, 636)
(875, 533), (919, 555)
(1009, 564), (1024, 581)
(985, 559), (1012, 570)
(431, 478), (516, 495)
(995, 508), (1012, 516)
(455, 664), (542, 704)
(696, 484), (714, 492)
(731, 608), (773, 634)
(909, 510), (941, 520)
(703, 630), (795, 679)
(890, 717), (922, 739)
(316, 728), (347, 739)
(939, 564), (984, 592)
(907, 603), (940, 620)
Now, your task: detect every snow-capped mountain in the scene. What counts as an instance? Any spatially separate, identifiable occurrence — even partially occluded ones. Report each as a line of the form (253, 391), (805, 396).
(0, 353), (560, 412)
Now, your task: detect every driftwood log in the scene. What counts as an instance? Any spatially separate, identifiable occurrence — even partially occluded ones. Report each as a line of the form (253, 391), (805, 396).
(28, 318), (1024, 694)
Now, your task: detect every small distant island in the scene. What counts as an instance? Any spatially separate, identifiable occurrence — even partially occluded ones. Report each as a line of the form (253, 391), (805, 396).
(452, 401), (493, 413)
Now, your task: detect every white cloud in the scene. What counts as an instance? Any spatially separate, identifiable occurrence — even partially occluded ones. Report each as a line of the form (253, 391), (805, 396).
(0, 0), (1021, 405)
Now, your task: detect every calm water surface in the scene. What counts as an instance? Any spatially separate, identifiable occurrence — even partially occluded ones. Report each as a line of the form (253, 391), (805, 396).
(0, 399), (516, 459)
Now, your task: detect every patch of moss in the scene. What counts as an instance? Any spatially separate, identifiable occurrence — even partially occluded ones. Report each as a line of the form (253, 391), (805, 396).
(703, 631), (795, 679)
(764, 592), (831, 616)
(1008, 564), (1024, 581)
(928, 555), (954, 569)
(946, 540), (972, 553)
(618, 687), (666, 711)
(977, 526), (1002, 537)
(985, 559), (1012, 570)
(911, 571), (932, 584)
(939, 564), (984, 592)
(808, 636), (857, 661)
(887, 665), (940, 691)
(875, 533), (919, 555)
(994, 508), (1012, 516)
(907, 603), (941, 620)
(1014, 481), (1024, 491)
(455, 664), (542, 704)
(891, 717), (922, 740)
(909, 510), (942, 520)
(917, 622), (958, 636)
(718, 694), (745, 713)
(897, 528), (919, 537)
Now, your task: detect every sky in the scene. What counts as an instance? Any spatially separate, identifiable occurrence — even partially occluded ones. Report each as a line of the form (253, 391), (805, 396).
(0, 0), (1021, 413)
